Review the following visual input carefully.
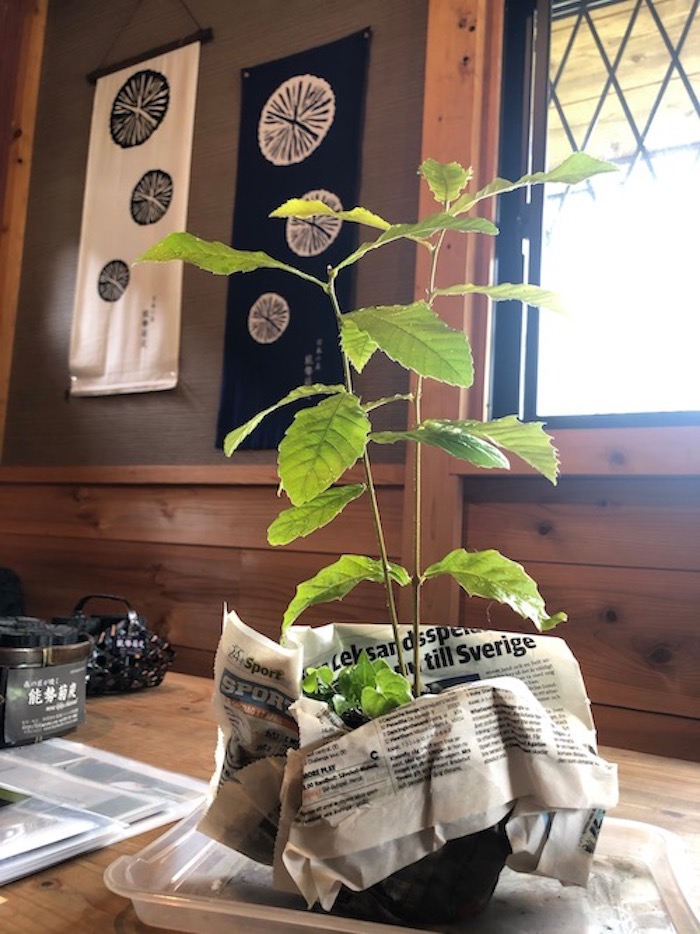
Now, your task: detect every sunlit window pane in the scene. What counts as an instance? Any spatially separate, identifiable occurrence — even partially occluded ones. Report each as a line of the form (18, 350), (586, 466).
(535, 0), (700, 419)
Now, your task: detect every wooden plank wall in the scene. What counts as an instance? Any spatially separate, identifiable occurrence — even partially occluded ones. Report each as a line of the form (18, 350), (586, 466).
(459, 474), (700, 761)
(0, 466), (403, 677)
(1, 466), (698, 760)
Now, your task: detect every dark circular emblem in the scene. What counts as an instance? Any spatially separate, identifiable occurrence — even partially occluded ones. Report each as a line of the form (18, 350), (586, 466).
(110, 69), (170, 148)
(97, 259), (130, 302)
(130, 169), (174, 225)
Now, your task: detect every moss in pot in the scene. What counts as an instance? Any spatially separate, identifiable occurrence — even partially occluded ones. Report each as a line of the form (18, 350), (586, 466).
(139, 153), (617, 925)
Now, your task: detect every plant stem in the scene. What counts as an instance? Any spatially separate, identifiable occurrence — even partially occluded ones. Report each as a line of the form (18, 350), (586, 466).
(412, 373), (423, 694)
(327, 274), (407, 678)
(410, 226), (449, 695)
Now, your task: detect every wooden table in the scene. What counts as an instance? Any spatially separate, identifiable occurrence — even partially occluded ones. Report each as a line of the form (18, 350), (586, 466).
(3, 672), (699, 933)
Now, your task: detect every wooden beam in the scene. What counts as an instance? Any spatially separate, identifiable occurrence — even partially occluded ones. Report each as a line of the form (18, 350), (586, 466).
(451, 424), (700, 476)
(0, 0), (46, 458)
(403, 0), (505, 624)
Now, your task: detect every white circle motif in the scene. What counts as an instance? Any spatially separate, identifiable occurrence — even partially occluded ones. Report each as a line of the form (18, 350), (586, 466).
(286, 189), (343, 257)
(258, 74), (335, 166)
(248, 293), (290, 344)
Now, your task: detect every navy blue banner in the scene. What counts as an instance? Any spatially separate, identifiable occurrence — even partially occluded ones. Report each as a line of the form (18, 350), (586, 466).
(217, 29), (371, 450)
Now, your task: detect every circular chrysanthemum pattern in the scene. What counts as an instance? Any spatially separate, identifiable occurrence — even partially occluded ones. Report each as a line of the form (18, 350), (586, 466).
(110, 69), (170, 148)
(248, 292), (291, 344)
(258, 74), (335, 165)
(286, 189), (343, 257)
(97, 259), (130, 302)
(130, 169), (173, 225)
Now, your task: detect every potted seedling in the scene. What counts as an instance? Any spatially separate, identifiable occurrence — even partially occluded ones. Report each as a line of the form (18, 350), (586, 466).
(139, 153), (619, 925)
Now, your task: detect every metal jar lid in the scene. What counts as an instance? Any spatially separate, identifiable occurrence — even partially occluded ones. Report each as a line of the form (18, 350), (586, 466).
(0, 617), (91, 667)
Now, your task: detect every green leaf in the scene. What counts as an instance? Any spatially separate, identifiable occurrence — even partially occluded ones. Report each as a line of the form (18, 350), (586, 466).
(338, 650), (376, 704)
(334, 214), (498, 273)
(281, 555), (411, 635)
(222, 384), (345, 456)
(423, 548), (567, 632)
(360, 666), (413, 718)
(372, 417), (559, 482)
(136, 231), (324, 287)
(375, 666), (414, 702)
(302, 665), (334, 698)
(332, 694), (352, 717)
(343, 302), (473, 387)
(270, 199), (391, 231)
(452, 416), (560, 483)
(434, 282), (566, 314)
(340, 318), (379, 372)
(279, 394), (371, 506)
(452, 153), (618, 214)
(371, 421), (510, 469)
(419, 159), (472, 203)
(267, 484), (366, 545)
(363, 393), (413, 413)
(533, 152), (619, 185)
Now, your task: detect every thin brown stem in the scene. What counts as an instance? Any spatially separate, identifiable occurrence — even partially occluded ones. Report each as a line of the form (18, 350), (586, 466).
(327, 274), (406, 677)
(411, 225), (449, 695)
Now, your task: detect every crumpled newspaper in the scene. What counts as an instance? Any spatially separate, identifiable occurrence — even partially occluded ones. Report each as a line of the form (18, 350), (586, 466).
(200, 611), (619, 912)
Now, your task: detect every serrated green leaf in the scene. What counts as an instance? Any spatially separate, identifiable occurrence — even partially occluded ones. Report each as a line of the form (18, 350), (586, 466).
(334, 214), (498, 273)
(419, 159), (472, 203)
(267, 484), (366, 545)
(279, 394), (371, 506)
(372, 417), (559, 482)
(452, 416), (560, 483)
(345, 302), (474, 387)
(340, 318), (379, 372)
(434, 282), (566, 314)
(371, 422), (510, 469)
(222, 384), (345, 456)
(269, 199), (391, 231)
(452, 153), (618, 214)
(281, 555), (411, 635)
(423, 548), (567, 632)
(136, 231), (324, 287)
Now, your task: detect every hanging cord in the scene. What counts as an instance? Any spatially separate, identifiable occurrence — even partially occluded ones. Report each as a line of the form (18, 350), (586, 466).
(86, 0), (213, 85)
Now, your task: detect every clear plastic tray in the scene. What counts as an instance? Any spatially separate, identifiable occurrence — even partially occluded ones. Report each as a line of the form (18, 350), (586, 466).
(105, 803), (700, 933)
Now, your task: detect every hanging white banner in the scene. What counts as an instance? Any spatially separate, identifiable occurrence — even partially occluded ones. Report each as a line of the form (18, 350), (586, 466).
(69, 42), (200, 396)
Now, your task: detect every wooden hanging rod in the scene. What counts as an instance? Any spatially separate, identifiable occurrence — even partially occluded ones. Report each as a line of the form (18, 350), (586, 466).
(86, 27), (213, 84)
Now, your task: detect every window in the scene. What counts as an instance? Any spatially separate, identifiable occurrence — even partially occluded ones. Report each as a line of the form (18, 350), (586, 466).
(491, 0), (700, 427)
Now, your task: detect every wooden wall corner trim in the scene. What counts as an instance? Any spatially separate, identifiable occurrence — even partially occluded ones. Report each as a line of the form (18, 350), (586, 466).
(402, 0), (505, 622)
(0, 0), (47, 458)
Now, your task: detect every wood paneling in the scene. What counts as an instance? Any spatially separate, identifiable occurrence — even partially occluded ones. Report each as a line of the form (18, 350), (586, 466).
(596, 705), (700, 762)
(459, 474), (700, 760)
(464, 477), (700, 571)
(0, 470), (404, 677)
(0, 481), (402, 555)
(461, 562), (700, 719)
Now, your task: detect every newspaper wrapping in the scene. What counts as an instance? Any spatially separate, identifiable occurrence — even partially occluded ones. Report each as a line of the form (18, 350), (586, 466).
(201, 610), (618, 911)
